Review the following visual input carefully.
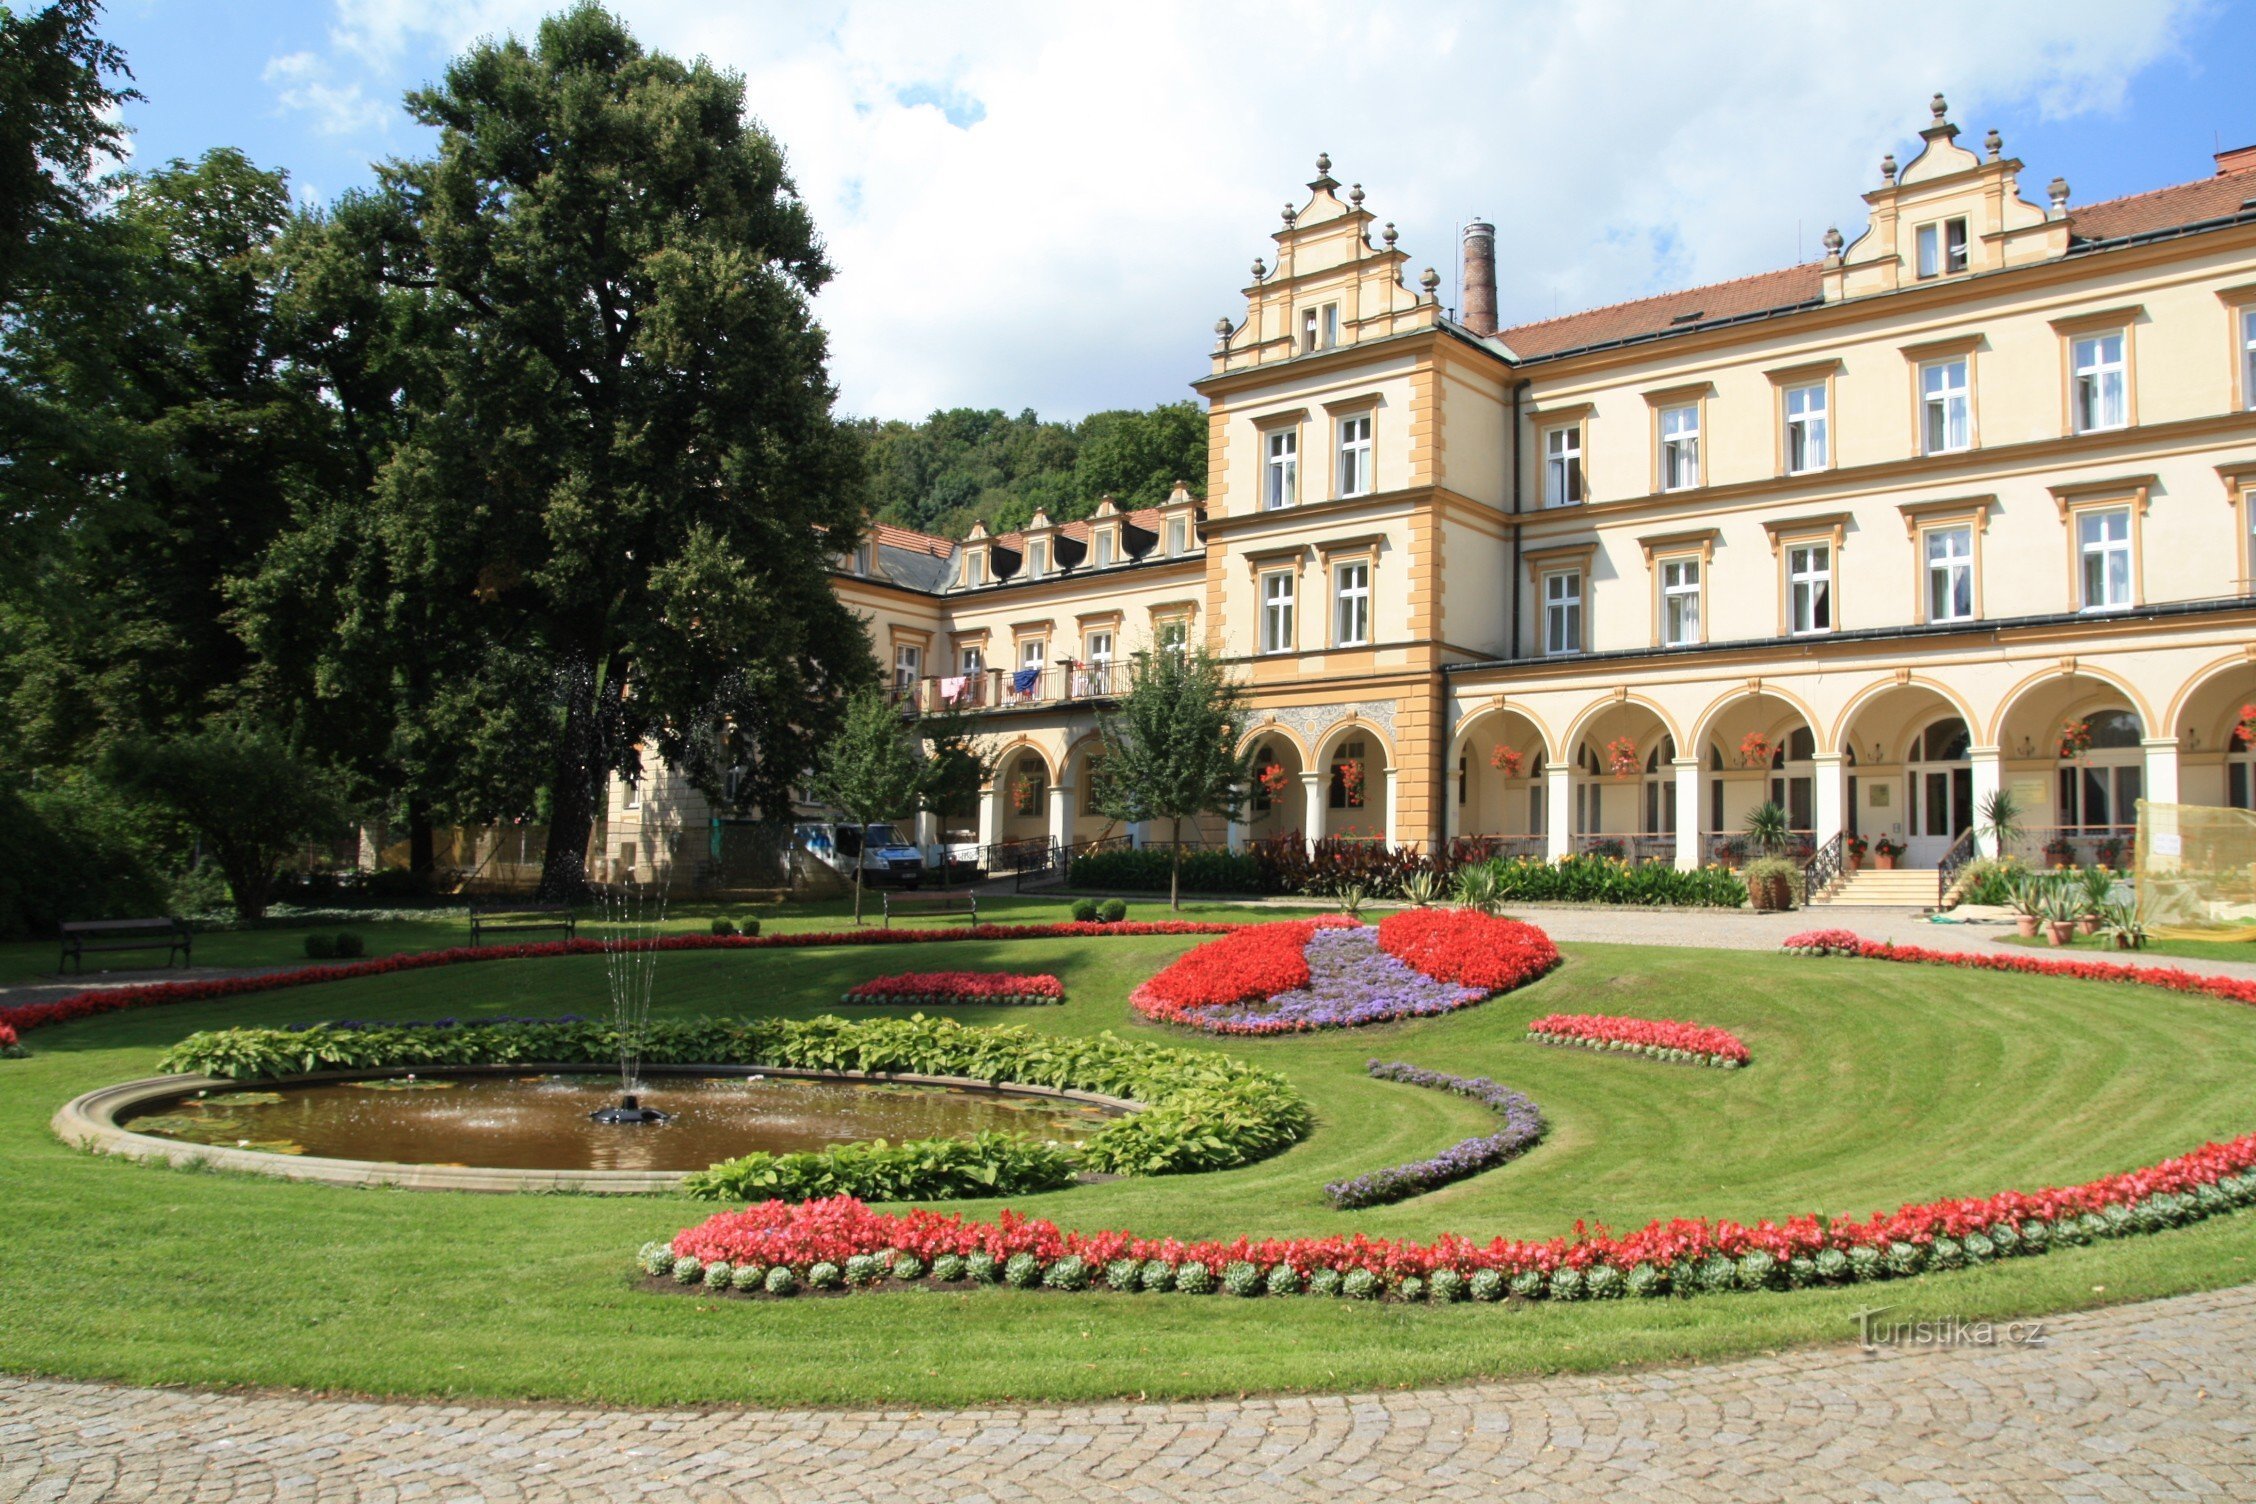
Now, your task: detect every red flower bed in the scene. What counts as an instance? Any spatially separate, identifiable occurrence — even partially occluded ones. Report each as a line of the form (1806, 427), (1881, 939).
(0, 920), (1244, 1040)
(1780, 930), (2256, 1008)
(661, 1129), (2256, 1291)
(0, 1021), (19, 1055)
(841, 971), (1063, 1006)
(1128, 920), (1334, 1023)
(1527, 1012), (1749, 1067)
(1376, 909), (1561, 991)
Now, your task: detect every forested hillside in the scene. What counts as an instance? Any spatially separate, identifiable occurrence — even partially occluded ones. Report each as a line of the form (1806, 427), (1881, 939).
(853, 401), (1205, 539)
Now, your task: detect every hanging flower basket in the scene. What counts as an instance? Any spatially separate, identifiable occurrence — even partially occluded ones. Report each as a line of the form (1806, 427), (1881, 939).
(1738, 731), (1774, 769)
(1336, 759), (1366, 807)
(1488, 744), (1524, 778)
(2057, 718), (2093, 761)
(1256, 762), (1292, 798)
(1604, 736), (1639, 779)
(1012, 775), (1043, 815)
(2236, 703), (2256, 748)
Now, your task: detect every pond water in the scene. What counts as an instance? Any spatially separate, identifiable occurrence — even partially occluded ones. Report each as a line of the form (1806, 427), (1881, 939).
(120, 1073), (1118, 1172)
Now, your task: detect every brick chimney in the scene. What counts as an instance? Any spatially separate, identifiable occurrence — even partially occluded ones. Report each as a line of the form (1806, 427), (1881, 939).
(1460, 219), (1498, 336)
(2216, 144), (2256, 177)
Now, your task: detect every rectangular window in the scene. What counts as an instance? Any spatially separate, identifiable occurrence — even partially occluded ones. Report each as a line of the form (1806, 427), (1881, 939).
(893, 644), (921, 689)
(959, 645), (983, 675)
(1924, 525), (1974, 623)
(2244, 308), (2256, 412)
(1917, 218), (1968, 278)
(1027, 541), (1048, 578)
(1544, 425), (1583, 506)
(1020, 638), (1045, 670)
(622, 779), (639, 810)
(1333, 559), (1371, 646)
(1659, 403), (1700, 491)
(1157, 618), (1189, 654)
(1264, 429), (1298, 510)
(1261, 571), (1296, 654)
(1788, 543), (1833, 635)
(1336, 414), (1372, 498)
(1094, 532), (1114, 566)
(1299, 304), (1338, 353)
(1783, 382), (1828, 473)
(1920, 358), (1970, 454)
(1167, 516), (1187, 555)
(1660, 557), (1700, 647)
(1085, 631), (1113, 693)
(966, 552), (984, 585)
(2072, 332), (2127, 433)
(2078, 507), (2133, 610)
(1543, 569), (1582, 656)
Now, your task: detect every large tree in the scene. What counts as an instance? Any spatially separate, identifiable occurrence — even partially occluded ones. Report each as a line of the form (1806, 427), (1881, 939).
(382, 4), (872, 898)
(0, 0), (132, 308)
(807, 689), (989, 922)
(1091, 645), (1252, 909)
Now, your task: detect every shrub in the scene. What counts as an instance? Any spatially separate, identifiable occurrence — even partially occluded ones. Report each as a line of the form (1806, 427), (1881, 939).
(702, 1261), (733, 1289)
(1340, 1268), (1380, 1300)
(1468, 1268), (1505, 1302)
(304, 933), (337, 961)
(1068, 846), (1263, 895)
(1743, 856), (1804, 910)
(808, 1260), (843, 1290)
(1477, 854), (1747, 908)
(711, 918), (737, 937)
(1069, 899), (1099, 923)
(764, 1265), (798, 1296)
(687, 1131), (1079, 1205)
(1221, 1260), (1261, 1297)
(1042, 1255), (1090, 1291)
(1105, 1258), (1143, 1292)
(0, 782), (165, 940)
(1003, 1252), (1042, 1288)
(1139, 1259), (1175, 1293)
(332, 932), (364, 959)
(1098, 899), (1127, 923)
(1265, 1263), (1304, 1296)
(739, 916), (761, 937)
(1173, 1260), (1214, 1294)
(670, 1255), (702, 1285)
(729, 1263), (763, 1292)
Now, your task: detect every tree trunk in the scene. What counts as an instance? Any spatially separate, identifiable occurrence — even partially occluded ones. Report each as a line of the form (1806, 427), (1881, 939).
(1170, 816), (1183, 911)
(537, 665), (617, 902)
(853, 847), (866, 924)
(407, 797), (435, 887)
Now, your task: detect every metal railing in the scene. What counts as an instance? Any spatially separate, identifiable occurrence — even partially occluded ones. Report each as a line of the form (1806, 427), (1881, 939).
(1936, 829), (1976, 907)
(1706, 830), (1818, 867)
(891, 657), (1130, 717)
(1570, 832), (1677, 865)
(1805, 830), (1846, 902)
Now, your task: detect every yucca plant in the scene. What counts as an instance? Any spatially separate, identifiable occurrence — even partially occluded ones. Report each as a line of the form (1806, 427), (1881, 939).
(1742, 801), (1791, 859)
(1453, 864), (1502, 914)
(1401, 869), (1444, 908)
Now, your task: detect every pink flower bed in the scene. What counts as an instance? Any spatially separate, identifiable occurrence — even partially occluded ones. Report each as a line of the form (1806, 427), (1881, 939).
(1526, 1012), (1750, 1067)
(1780, 929), (2256, 1007)
(659, 1129), (2256, 1296)
(841, 971), (1062, 1006)
(0, 920), (1243, 1041)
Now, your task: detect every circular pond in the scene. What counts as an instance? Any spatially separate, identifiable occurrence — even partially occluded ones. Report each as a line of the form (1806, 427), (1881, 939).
(114, 1071), (1119, 1173)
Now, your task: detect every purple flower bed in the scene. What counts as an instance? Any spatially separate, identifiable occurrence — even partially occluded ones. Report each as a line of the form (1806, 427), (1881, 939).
(1324, 1060), (1547, 1209)
(1181, 927), (1486, 1035)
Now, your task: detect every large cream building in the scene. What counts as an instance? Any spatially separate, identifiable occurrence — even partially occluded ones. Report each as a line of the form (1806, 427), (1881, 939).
(617, 97), (2256, 892)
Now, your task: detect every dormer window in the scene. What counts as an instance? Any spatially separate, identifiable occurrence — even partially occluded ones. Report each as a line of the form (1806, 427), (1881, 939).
(1167, 517), (1188, 555)
(1916, 217), (1969, 278)
(852, 543), (872, 575)
(1094, 532), (1113, 567)
(1027, 541), (1048, 579)
(1299, 303), (1339, 354)
(965, 551), (985, 586)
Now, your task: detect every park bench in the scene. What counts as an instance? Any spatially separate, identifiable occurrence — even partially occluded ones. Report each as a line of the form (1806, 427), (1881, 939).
(881, 891), (979, 929)
(58, 917), (192, 975)
(468, 903), (578, 946)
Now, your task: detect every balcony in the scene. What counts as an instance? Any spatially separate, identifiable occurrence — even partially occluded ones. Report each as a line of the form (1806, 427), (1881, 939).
(887, 658), (1128, 717)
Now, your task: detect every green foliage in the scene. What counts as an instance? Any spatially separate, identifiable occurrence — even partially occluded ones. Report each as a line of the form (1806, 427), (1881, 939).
(0, 779), (164, 937)
(0, 0), (134, 306)
(1068, 847), (1261, 895)
(1091, 646), (1251, 909)
(1742, 856), (1804, 909)
(1477, 854), (1748, 907)
(1953, 856), (2024, 907)
(1069, 899), (1098, 923)
(855, 402), (1204, 540)
(1096, 899), (1127, 924)
(1741, 801), (1791, 858)
(163, 1011), (1312, 1185)
(1979, 788), (2025, 853)
(685, 1131), (1077, 1204)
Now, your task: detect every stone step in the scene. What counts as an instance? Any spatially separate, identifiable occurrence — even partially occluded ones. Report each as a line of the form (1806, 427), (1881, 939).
(1811, 869), (1940, 908)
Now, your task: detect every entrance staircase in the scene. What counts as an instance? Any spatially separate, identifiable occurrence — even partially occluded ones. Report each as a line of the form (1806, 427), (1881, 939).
(1808, 865), (1937, 909)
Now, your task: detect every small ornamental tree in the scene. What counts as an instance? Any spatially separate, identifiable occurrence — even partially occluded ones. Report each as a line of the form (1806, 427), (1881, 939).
(808, 688), (989, 922)
(1091, 645), (1252, 910)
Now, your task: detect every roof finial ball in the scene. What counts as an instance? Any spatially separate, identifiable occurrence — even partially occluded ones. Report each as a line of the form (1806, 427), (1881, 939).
(1822, 225), (1844, 257)
(1214, 317), (1232, 338)
(1985, 128), (2002, 162)
(1881, 152), (1898, 185)
(1931, 91), (1948, 123)
(1349, 182), (1365, 207)
(1419, 266), (1440, 295)
(1251, 256), (1267, 281)
(1282, 203), (1298, 227)
(1316, 151), (1331, 176)
(1382, 221), (1398, 248)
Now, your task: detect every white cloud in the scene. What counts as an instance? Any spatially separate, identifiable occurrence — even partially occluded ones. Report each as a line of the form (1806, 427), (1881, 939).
(264, 51), (393, 138)
(283, 0), (2203, 419)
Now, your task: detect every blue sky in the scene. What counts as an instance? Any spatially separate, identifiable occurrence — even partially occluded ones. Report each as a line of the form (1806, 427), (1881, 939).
(94, 1), (2256, 421)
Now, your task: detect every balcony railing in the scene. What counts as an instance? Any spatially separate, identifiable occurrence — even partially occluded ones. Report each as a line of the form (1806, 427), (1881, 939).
(888, 658), (1129, 716)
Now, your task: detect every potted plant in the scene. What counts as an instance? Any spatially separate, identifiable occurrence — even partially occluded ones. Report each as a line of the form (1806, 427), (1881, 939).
(1871, 835), (1904, 872)
(2075, 866), (2114, 936)
(2057, 718), (2093, 761)
(2005, 869), (2045, 939)
(2100, 898), (2147, 951)
(1744, 856), (1800, 912)
(1737, 731), (1774, 769)
(1336, 758), (1366, 808)
(2093, 836), (2127, 870)
(1604, 736), (1639, 779)
(1978, 788), (2023, 860)
(1489, 744), (1524, 778)
(2040, 876), (2078, 946)
(1256, 762), (1291, 798)
(2043, 834), (2077, 869)
(1845, 833), (1869, 872)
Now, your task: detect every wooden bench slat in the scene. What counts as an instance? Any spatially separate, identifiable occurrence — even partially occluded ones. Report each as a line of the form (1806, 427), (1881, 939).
(59, 916), (192, 975)
(881, 892), (978, 929)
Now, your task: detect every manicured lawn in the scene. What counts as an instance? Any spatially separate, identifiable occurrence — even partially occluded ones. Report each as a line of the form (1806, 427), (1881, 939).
(1994, 930), (2256, 966)
(2, 927), (2255, 1406)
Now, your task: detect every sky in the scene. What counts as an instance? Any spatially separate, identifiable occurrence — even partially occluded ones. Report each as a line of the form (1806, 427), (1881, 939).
(93, 0), (2256, 423)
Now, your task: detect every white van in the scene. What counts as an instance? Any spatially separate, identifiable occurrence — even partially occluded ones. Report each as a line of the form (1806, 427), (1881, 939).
(794, 821), (928, 888)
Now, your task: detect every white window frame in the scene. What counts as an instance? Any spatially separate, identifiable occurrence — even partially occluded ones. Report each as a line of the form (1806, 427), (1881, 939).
(1783, 382), (1828, 473)
(1660, 557), (1701, 647)
(2077, 506), (2133, 611)
(1787, 542), (1833, 636)
(893, 643), (922, 689)
(1156, 617), (1189, 655)
(1920, 358), (1971, 455)
(1332, 558), (1371, 647)
(1093, 531), (1114, 567)
(1167, 516), (1187, 555)
(1019, 637), (1046, 671)
(1917, 217), (1968, 278)
(1543, 424), (1583, 506)
(2071, 332), (2127, 434)
(1026, 540), (1048, 578)
(2244, 307), (2256, 412)
(1336, 413), (1373, 499)
(1659, 403), (1701, 491)
(1085, 630), (1113, 692)
(1264, 429), (1298, 510)
(1924, 525), (1975, 624)
(959, 645), (984, 675)
(1542, 569), (1583, 656)
(1260, 570), (1297, 654)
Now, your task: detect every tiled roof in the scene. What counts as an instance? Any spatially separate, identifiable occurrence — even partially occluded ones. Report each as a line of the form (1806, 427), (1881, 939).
(1494, 159), (2256, 363)
(2065, 163), (2256, 245)
(870, 522), (955, 559)
(1496, 264), (1823, 361)
(988, 505), (1173, 557)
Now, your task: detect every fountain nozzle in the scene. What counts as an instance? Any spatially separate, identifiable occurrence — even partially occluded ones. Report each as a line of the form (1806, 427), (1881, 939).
(589, 1092), (671, 1125)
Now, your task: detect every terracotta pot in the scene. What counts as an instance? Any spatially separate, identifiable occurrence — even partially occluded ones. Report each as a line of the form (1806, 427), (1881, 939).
(2015, 915), (2041, 939)
(1847, 853), (1864, 872)
(2076, 915), (2101, 936)
(1875, 852), (1898, 871)
(2046, 921), (2074, 946)
(2115, 934), (2138, 950)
